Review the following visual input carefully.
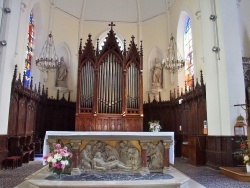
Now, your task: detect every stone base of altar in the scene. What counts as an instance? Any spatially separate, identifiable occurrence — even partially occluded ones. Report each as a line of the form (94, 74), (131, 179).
(16, 165), (195, 188)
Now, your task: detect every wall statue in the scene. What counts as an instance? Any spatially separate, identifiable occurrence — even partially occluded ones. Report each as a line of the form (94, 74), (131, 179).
(151, 58), (163, 90)
(56, 56), (68, 88)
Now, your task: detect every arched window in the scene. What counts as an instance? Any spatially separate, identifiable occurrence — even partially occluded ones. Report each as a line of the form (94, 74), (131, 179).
(184, 18), (194, 89)
(24, 11), (34, 87)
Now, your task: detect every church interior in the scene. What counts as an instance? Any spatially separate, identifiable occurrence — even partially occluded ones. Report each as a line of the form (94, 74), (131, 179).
(1, 0), (250, 187)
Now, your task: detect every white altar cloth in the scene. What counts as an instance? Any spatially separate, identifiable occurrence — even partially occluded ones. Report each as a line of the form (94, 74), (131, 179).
(43, 131), (174, 165)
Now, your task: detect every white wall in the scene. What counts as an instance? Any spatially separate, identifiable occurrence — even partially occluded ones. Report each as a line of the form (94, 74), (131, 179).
(0, 0), (22, 134)
(239, 0), (250, 57)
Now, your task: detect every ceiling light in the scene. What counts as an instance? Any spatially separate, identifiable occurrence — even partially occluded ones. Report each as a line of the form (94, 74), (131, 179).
(36, 32), (61, 72)
(162, 34), (185, 74)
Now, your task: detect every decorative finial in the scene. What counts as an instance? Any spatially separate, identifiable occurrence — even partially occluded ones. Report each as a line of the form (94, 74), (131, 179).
(109, 22), (116, 30)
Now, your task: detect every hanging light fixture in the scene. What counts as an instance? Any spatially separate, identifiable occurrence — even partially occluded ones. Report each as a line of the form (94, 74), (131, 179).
(162, 34), (185, 74)
(36, 32), (61, 72)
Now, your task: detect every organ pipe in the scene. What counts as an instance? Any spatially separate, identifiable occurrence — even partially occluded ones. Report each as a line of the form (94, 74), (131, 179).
(80, 61), (94, 109)
(127, 62), (139, 109)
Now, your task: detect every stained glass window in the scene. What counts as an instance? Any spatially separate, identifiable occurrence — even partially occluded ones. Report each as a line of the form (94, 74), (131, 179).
(184, 18), (194, 89)
(24, 11), (34, 87)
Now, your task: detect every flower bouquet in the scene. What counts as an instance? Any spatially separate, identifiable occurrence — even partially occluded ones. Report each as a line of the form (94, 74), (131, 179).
(238, 139), (250, 164)
(43, 143), (73, 177)
(148, 120), (161, 132)
(234, 138), (250, 168)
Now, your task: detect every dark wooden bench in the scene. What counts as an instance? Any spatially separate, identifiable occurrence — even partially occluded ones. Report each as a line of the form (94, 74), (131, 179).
(7, 136), (35, 167)
(2, 156), (21, 169)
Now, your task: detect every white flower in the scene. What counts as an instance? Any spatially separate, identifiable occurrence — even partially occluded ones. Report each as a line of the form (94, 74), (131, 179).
(244, 155), (249, 162)
(51, 158), (57, 163)
(54, 153), (62, 160)
(47, 156), (53, 163)
(61, 160), (69, 166)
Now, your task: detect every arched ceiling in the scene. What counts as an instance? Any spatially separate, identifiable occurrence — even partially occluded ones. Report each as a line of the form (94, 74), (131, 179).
(54, 0), (176, 22)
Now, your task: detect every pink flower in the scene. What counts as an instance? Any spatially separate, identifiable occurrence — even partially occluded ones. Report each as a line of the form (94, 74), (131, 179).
(55, 144), (61, 149)
(61, 164), (66, 169)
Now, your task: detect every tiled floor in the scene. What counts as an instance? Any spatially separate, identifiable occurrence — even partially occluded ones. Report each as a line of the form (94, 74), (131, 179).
(172, 157), (250, 188)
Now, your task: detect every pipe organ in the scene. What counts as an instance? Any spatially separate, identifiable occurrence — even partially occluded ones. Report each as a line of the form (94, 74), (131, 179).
(75, 23), (143, 131)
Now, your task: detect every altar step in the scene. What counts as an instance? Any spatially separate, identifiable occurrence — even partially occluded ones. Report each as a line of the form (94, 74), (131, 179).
(220, 166), (250, 182)
(16, 166), (205, 188)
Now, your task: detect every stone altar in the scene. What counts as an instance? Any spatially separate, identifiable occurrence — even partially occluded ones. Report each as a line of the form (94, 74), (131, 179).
(43, 131), (174, 174)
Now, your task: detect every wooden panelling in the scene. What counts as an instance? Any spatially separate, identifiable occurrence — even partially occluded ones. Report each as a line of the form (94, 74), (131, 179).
(0, 135), (8, 168)
(37, 97), (75, 138)
(75, 115), (142, 132)
(188, 135), (206, 166)
(143, 72), (207, 166)
(206, 136), (246, 169)
(7, 65), (76, 157)
(8, 93), (18, 135)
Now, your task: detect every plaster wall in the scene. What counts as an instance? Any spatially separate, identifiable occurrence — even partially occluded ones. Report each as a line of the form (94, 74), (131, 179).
(239, 0), (250, 57)
(0, 0), (21, 134)
(45, 7), (79, 100)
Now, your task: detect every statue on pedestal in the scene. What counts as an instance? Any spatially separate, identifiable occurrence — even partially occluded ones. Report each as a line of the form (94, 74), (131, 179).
(151, 58), (163, 92)
(56, 56), (68, 88)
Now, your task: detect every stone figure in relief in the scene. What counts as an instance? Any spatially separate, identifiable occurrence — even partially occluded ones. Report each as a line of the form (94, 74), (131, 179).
(126, 147), (141, 169)
(56, 56), (68, 88)
(104, 145), (120, 161)
(115, 141), (129, 164)
(152, 58), (163, 89)
(147, 142), (163, 169)
(81, 144), (93, 169)
(92, 141), (106, 158)
(91, 152), (132, 171)
(115, 141), (141, 169)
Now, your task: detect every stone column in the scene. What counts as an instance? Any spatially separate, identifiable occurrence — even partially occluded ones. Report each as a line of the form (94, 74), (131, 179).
(200, 0), (245, 135)
(163, 140), (173, 173)
(70, 140), (82, 175)
(139, 141), (150, 174)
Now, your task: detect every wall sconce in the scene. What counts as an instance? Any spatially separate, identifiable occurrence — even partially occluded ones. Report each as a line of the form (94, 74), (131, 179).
(212, 46), (220, 52)
(4, 8), (11, 13)
(209, 14), (217, 21)
(0, 40), (7, 46)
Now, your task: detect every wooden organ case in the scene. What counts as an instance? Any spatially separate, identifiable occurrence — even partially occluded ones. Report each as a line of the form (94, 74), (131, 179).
(75, 24), (143, 131)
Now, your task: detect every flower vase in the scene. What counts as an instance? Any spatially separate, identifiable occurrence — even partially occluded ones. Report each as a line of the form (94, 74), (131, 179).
(246, 164), (250, 173)
(154, 127), (159, 132)
(55, 172), (62, 179)
(54, 169), (63, 179)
